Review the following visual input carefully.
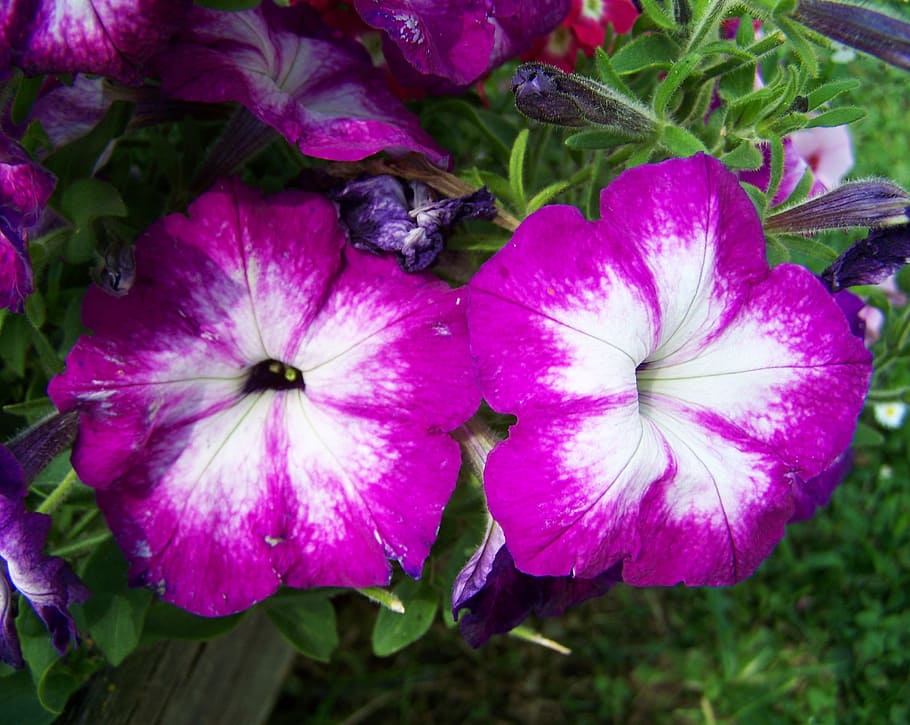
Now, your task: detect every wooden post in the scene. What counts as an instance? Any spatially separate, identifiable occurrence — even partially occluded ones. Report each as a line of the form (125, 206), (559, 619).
(59, 611), (295, 725)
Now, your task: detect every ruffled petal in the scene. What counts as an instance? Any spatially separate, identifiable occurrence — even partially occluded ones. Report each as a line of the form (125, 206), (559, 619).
(4, 0), (188, 83)
(154, 4), (445, 163)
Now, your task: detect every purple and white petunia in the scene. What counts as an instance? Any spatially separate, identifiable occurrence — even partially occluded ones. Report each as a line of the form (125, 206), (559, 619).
(468, 154), (871, 586)
(1, 0), (188, 83)
(0, 444), (89, 669)
(354, 0), (570, 89)
(49, 178), (479, 616)
(153, 3), (445, 163)
(1, 134), (56, 312)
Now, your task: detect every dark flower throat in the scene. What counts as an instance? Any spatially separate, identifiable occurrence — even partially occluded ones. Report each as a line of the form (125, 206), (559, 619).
(244, 359), (306, 394)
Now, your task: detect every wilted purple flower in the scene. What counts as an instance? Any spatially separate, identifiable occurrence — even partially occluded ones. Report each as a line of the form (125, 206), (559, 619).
(511, 62), (654, 136)
(468, 154), (871, 586)
(0, 413), (88, 669)
(792, 0), (910, 72)
(49, 178), (479, 616)
(822, 223), (910, 292)
(354, 0), (570, 89)
(152, 3), (445, 163)
(1, 0), (189, 83)
(1, 134), (56, 312)
(452, 519), (621, 648)
(333, 176), (496, 272)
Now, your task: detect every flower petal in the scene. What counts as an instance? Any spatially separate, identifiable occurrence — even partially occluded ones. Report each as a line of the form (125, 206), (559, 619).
(154, 4), (445, 163)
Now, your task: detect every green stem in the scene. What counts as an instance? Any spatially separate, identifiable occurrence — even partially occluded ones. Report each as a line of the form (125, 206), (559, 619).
(50, 531), (112, 558)
(36, 468), (79, 515)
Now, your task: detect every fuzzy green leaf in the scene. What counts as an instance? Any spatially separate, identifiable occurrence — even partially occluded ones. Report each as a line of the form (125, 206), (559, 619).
(653, 54), (700, 119)
(722, 142), (764, 170)
(60, 178), (127, 228)
(611, 34), (680, 74)
(805, 107), (866, 128)
(509, 129), (529, 212)
(659, 125), (708, 155)
(806, 79), (860, 111)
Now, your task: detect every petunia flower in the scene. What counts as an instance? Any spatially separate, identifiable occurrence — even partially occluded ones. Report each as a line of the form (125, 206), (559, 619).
(525, 0), (640, 72)
(468, 154), (871, 586)
(1, 0), (189, 83)
(49, 178), (479, 616)
(355, 0), (570, 89)
(0, 413), (88, 670)
(152, 3), (446, 164)
(1, 133), (56, 312)
(789, 125), (854, 195)
(452, 518), (621, 648)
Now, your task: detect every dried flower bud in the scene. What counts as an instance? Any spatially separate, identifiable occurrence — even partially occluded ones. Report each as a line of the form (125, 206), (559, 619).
(766, 180), (910, 233)
(792, 0), (910, 71)
(511, 63), (654, 138)
(822, 224), (910, 292)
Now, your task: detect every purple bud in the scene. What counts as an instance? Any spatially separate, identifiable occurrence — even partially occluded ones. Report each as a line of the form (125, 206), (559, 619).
(512, 63), (654, 137)
(792, 0), (910, 71)
(766, 180), (910, 234)
(333, 176), (496, 272)
(6, 411), (79, 485)
(822, 224), (910, 291)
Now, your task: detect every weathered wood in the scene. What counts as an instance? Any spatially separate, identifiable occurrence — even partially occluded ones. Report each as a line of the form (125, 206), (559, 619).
(59, 611), (295, 725)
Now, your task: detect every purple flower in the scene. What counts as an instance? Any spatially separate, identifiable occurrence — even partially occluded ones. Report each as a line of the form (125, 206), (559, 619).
(1, 0), (189, 83)
(452, 519), (621, 648)
(467, 154), (871, 586)
(1, 134), (56, 313)
(152, 3), (445, 164)
(0, 443), (89, 669)
(332, 176), (496, 272)
(822, 223), (910, 292)
(354, 0), (570, 89)
(49, 179), (479, 616)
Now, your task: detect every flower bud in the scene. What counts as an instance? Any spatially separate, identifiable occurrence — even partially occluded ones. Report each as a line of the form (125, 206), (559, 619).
(792, 0), (910, 72)
(511, 63), (654, 138)
(6, 411), (79, 485)
(766, 180), (910, 234)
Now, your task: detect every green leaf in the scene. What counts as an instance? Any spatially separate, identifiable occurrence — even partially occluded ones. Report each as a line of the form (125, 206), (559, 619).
(564, 129), (635, 150)
(371, 579), (438, 657)
(611, 34), (680, 74)
(60, 178), (128, 228)
(77, 538), (152, 666)
(638, 0), (676, 29)
(0, 670), (57, 725)
(27, 321), (63, 377)
(776, 16), (818, 78)
(774, 234), (838, 263)
(659, 125), (708, 155)
(467, 170), (515, 211)
(141, 601), (244, 643)
(528, 181), (572, 213)
(44, 101), (131, 183)
(653, 54), (700, 120)
(722, 142), (764, 170)
(1, 397), (56, 422)
(12, 76), (43, 126)
(24, 290), (46, 329)
(17, 608), (83, 714)
(266, 594), (338, 663)
(853, 421), (885, 447)
(509, 129), (529, 213)
(806, 79), (860, 111)
(698, 40), (755, 63)
(594, 47), (634, 98)
(805, 107), (866, 128)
